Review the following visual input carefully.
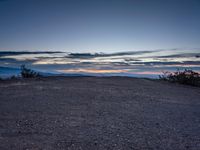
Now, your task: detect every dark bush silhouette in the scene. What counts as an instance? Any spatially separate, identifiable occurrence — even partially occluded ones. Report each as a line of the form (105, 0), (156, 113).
(10, 75), (18, 79)
(20, 65), (41, 78)
(159, 69), (200, 87)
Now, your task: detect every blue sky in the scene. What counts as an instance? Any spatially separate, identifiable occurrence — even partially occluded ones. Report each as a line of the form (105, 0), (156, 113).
(0, 0), (200, 52)
(0, 0), (200, 78)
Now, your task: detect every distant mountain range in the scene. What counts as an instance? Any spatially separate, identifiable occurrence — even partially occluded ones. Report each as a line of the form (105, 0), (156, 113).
(0, 66), (90, 78)
(0, 66), (21, 78)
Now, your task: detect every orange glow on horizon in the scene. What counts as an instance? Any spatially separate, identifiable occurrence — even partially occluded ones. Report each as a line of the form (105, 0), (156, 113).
(57, 69), (127, 74)
(132, 71), (162, 75)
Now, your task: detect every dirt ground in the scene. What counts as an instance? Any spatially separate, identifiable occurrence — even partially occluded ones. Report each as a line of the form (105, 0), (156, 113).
(0, 77), (200, 150)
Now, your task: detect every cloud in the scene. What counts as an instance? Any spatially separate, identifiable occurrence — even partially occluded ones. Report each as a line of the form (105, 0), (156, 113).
(0, 51), (63, 57)
(67, 50), (156, 59)
(57, 68), (127, 74)
(0, 57), (37, 64)
(157, 53), (200, 58)
(1, 49), (200, 78)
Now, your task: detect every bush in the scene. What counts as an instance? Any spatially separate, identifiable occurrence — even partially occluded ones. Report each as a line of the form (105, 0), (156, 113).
(10, 75), (18, 80)
(20, 65), (41, 78)
(159, 69), (200, 87)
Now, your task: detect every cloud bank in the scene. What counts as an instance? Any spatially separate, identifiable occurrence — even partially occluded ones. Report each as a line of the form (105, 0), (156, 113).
(0, 49), (200, 78)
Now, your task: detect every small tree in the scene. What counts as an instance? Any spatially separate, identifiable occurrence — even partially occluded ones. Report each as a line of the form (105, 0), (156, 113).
(20, 65), (41, 78)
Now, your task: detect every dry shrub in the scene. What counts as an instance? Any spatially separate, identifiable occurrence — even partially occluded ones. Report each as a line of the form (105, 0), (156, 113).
(159, 69), (200, 87)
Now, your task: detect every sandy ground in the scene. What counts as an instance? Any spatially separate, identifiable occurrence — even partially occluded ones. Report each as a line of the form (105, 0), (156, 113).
(0, 77), (200, 150)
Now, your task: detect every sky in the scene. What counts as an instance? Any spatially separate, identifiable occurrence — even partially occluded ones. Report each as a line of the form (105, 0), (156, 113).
(0, 0), (200, 78)
(0, 0), (200, 53)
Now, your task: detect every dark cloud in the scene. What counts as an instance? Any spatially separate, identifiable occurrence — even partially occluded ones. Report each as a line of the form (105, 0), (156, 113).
(157, 53), (200, 58)
(0, 57), (37, 63)
(0, 51), (63, 57)
(67, 50), (156, 59)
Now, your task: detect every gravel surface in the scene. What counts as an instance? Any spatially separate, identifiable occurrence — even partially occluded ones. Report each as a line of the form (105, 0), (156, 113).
(0, 77), (200, 150)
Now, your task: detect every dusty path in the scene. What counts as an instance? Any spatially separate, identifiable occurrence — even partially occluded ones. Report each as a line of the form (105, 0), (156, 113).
(0, 77), (200, 150)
